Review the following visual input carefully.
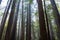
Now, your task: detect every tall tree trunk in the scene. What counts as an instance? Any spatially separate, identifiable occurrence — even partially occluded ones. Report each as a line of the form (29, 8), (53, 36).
(10, 0), (20, 40)
(37, 0), (48, 40)
(50, 0), (60, 40)
(43, 0), (50, 40)
(5, 0), (17, 40)
(0, 0), (13, 39)
(26, 3), (31, 40)
(20, 0), (24, 40)
(43, 0), (55, 40)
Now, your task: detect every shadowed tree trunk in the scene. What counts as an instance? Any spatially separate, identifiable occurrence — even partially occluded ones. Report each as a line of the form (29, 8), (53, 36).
(43, 0), (55, 40)
(43, 0), (50, 40)
(37, 0), (48, 40)
(5, 0), (17, 40)
(0, 0), (13, 39)
(26, 3), (31, 40)
(10, 0), (20, 40)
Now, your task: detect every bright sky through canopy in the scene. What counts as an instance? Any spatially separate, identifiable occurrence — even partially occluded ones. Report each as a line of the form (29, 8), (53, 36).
(0, 0), (8, 9)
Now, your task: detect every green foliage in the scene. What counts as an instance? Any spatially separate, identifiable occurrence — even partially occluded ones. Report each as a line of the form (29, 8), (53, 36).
(25, 0), (33, 3)
(25, 0), (33, 4)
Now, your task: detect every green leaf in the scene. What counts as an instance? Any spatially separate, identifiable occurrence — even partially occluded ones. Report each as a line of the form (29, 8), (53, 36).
(29, 0), (33, 4)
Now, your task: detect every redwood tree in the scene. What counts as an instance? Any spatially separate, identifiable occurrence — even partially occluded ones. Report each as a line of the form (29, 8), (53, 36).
(37, 0), (48, 40)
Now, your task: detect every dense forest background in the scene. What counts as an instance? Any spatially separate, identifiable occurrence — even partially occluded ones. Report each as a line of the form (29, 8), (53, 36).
(0, 0), (60, 40)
